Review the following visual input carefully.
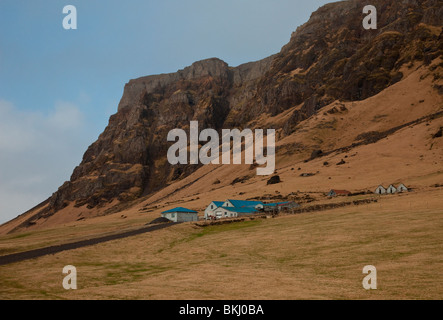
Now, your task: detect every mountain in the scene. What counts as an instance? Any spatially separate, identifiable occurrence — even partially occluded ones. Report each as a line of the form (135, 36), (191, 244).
(2, 0), (442, 233)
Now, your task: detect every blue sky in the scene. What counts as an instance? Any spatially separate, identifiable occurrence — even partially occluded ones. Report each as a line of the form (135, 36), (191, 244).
(0, 0), (334, 223)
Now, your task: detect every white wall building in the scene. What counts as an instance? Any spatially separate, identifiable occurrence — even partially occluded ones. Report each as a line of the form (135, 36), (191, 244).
(375, 185), (387, 194)
(387, 185), (397, 194)
(397, 184), (408, 192)
(205, 200), (263, 220)
(161, 207), (198, 223)
(204, 201), (225, 220)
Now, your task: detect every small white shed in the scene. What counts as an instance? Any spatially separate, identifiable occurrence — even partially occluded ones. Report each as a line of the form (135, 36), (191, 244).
(387, 185), (397, 194)
(375, 185), (387, 194)
(397, 184), (408, 192)
(161, 207), (198, 223)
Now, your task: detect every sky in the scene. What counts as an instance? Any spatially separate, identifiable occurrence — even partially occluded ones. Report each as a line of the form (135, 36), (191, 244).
(0, 0), (334, 224)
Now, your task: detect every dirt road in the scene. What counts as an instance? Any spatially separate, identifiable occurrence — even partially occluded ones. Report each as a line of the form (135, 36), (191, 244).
(0, 222), (179, 266)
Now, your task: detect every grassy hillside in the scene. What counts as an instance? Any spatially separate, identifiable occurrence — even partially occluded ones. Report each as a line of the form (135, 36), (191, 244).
(1, 58), (441, 235)
(0, 189), (441, 300)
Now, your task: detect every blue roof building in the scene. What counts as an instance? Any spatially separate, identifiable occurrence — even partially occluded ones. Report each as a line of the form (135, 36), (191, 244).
(204, 199), (265, 220)
(219, 206), (258, 214)
(204, 201), (225, 219)
(224, 199), (264, 208)
(161, 207), (198, 222)
(161, 207), (198, 214)
(212, 202), (262, 219)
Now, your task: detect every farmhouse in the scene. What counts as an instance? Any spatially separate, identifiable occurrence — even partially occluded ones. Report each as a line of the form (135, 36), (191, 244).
(161, 207), (198, 222)
(387, 185), (397, 194)
(204, 201), (225, 220)
(375, 185), (387, 194)
(327, 189), (351, 197)
(213, 206), (259, 219)
(205, 199), (264, 220)
(223, 199), (264, 209)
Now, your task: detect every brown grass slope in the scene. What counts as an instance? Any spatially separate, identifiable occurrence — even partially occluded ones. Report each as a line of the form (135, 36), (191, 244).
(2, 0), (442, 232)
(0, 189), (441, 299)
(0, 59), (442, 301)
(2, 55), (441, 235)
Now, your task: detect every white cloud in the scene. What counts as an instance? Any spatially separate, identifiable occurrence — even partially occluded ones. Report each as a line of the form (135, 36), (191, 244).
(48, 101), (84, 130)
(0, 99), (90, 224)
(0, 100), (37, 152)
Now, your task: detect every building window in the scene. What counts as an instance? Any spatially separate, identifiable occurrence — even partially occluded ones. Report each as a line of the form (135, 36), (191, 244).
(211, 205), (214, 209)
(172, 213), (176, 218)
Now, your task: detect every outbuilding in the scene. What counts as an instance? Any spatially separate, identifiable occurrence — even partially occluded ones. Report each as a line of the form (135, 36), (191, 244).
(387, 185), (397, 194)
(375, 185), (387, 194)
(397, 183), (408, 193)
(263, 201), (301, 213)
(161, 207), (198, 222)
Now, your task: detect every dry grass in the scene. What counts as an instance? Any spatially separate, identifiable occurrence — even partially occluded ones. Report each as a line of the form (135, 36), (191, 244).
(0, 215), (152, 256)
(0, 59), (441, 300)
(1, 59), (441, 235)
(0, 189), (441, 300)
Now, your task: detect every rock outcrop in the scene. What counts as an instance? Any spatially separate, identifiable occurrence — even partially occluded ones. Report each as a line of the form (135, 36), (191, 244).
(45, 57), (275, 215)
(22, 0), (443, 224)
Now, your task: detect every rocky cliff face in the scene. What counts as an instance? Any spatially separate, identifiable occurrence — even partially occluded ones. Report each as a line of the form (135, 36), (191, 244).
(29, 0), (443, 222)
(246, 0), (442, 133)
(45, 57), (276, 216)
